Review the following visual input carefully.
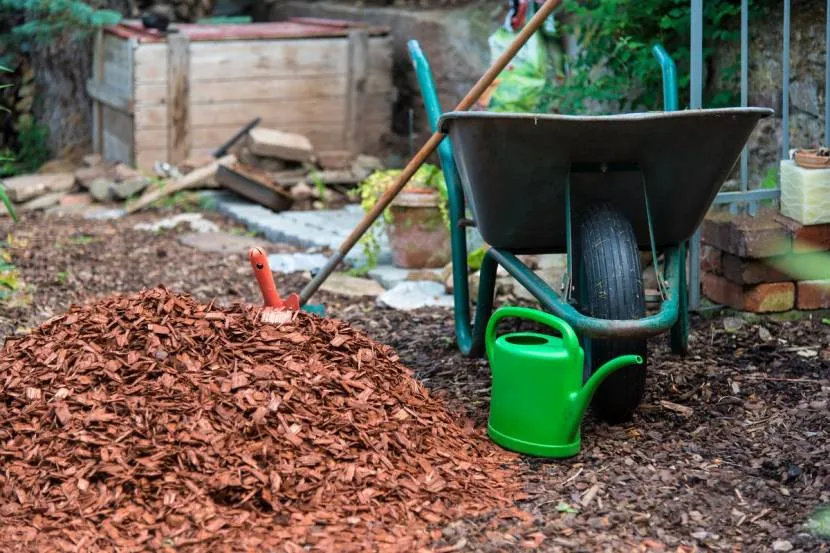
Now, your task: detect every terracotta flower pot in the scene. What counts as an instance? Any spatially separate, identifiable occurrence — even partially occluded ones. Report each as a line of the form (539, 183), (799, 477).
(387, 188), (451, 269)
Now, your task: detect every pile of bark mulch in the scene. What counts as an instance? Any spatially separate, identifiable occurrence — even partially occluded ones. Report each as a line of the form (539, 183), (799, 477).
(0, 286), (525, 552)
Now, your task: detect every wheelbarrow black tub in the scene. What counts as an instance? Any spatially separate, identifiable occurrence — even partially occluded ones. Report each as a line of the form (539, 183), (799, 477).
(438, 108), (774, 253)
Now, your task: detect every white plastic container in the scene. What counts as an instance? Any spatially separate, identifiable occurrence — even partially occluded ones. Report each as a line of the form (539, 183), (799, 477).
(780, 159), (830, 225)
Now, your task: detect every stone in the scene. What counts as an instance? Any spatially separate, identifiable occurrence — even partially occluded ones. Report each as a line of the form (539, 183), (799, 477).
(20, 191), (66, 211)
(177, 231), (269, 255)
(291, 182), (314, 201)
(702, 272), (795, 312)
(3, 172), (75, 203)
(796, 280), (830, 310)
(369, 265), (411, 290)
(267, 252), (329, 274)
(59, 193), (93, 207)
(319, 272), (385, 298)
(790, 77), (819, 116)
(112, 163), (143, 182)
(721, 252), (789, 284)
(700, 245), (723, 275)
(701, 209), (792, 258)
(83, 153), (103, 167)
(75, 165), (109, 189)
(351, 155), (384, 180)
(134, 213), (220, 234)
(774, 213), (830, 253)
(772, 540), (793, 552)
(377, 281), (454, 310)
(83, 208), (125, 220)
(88, 177), (115, 202)
(110, 176), (150, 200)
(248, 128), (314, 162)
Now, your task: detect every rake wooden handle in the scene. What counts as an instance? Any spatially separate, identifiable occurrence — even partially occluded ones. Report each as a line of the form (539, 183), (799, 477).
(299, 0), (563, 304)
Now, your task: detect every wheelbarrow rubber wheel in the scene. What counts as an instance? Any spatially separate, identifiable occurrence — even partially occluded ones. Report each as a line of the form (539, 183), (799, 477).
(574, 203), (648, 424)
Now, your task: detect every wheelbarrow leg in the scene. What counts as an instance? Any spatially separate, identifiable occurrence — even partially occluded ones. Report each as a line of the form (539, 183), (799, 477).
(669, 240), (689, 356)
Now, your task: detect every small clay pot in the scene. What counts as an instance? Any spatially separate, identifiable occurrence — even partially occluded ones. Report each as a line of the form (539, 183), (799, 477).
(793, 148), (830, 169)
(387, 189), (451, 269)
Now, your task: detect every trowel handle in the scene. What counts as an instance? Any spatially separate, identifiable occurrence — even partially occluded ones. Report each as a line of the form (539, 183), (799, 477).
(485, 306), (580, 357)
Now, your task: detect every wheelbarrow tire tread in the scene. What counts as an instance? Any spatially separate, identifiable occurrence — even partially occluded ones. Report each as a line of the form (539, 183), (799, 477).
(575, 203), (648, 424)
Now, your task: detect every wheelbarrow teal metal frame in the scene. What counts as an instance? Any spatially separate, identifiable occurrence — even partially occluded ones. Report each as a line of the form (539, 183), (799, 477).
(408, 40), (686, 357)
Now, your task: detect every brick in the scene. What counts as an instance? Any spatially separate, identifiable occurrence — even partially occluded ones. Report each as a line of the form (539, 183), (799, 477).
(721, 252), (789, 284)
(796, 280), (830, 310)
(700, 245), (722, 275)
(701, 209), (791, 258)
(248, 128), (314, 162)
(743, 282), (795, 312)
(701, 272), (795, 312)
(775, 213), (830, 253)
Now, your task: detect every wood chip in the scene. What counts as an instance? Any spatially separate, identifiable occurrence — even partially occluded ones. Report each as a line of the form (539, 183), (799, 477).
(0, 286), (521, 550)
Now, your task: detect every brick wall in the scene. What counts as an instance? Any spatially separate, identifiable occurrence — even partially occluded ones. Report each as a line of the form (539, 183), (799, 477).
(699, 209), (830, 312)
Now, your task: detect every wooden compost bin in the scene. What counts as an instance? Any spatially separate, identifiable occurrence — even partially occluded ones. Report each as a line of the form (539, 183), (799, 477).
(87, 18), (394, 171)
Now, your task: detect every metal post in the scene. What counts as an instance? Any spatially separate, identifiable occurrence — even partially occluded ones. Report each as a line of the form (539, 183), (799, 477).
(689, 0), (704, 310)
(739, 0), (749, 215)
(826, 0), (830, 146)
(782, 0), (791, 160)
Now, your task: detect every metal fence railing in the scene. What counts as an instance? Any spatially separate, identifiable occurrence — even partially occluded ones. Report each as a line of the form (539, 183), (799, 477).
(687, 0), (828, 310)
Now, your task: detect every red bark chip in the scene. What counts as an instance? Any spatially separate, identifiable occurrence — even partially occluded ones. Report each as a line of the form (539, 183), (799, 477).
(0, 287), (523, 552)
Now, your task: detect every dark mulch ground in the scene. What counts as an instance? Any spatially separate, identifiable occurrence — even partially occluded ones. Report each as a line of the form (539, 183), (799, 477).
(0, 208), (828, 552)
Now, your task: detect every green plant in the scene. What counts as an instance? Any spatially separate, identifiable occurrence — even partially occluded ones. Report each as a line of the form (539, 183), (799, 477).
(1, 0), (122, 42)
(351, 164), (449, 269)
(550, 0), (744, 114)
(0, 65), (17, 221)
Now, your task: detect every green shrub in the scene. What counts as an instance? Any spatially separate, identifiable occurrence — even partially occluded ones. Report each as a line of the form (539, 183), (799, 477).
(550, 0), (745, 114)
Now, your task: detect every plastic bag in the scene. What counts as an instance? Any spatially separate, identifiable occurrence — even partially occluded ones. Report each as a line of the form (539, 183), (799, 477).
(477, 1), (554, 112)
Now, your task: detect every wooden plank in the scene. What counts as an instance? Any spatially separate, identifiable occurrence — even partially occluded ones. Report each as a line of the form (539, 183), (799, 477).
(126, 37), (136, 166)
(134, 94), (392, 130)
(92, 28), (104, 155)
(134, 119), (389, 154)
(86, 79), (133, 114)
(101, 34), (132, 97)
(133, 74), (393, 105)
(345, 29), (369, 158)
(167, 32), (190, 165)
(134, 36), (392, 84)
(101, 105), (133, 165)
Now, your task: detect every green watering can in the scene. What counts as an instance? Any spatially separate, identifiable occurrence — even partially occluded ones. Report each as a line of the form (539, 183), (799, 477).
(485, 306), (643, 458)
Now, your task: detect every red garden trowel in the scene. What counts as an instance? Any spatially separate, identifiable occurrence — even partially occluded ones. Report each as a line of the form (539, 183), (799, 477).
(249, 247), (301, 323)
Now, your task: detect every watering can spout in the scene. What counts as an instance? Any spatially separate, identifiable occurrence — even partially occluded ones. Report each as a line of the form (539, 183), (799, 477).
(567, 354), (644, 441)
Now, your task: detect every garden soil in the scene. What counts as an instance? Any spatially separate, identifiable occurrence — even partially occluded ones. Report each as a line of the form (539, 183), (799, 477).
(0, 210), (828, 552)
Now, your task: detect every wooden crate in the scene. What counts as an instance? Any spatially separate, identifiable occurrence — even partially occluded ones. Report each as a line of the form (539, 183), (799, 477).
(87, 18), (394, 171)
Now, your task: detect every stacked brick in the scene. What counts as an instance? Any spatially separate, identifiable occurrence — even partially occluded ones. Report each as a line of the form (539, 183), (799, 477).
(700, 209), (830, 312)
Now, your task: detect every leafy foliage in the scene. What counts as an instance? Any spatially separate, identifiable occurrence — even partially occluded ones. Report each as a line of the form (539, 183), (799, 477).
(0, 64), (17, 221)
(549, 0), (745, 114)
(0, 0), (122, 43)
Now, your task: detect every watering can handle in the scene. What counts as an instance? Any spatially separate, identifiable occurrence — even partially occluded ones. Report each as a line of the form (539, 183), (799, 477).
(485, 306), (580, 357)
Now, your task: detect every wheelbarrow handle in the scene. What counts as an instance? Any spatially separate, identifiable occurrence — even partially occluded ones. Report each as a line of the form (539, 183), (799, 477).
(299, 0), (564, 305)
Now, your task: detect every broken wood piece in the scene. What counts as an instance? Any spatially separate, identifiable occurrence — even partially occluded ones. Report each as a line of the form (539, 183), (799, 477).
(216, 163), (293, 212)
(125, 154), (235, 214)
(658, 400), (694, 417)
(248, 128), (314, 162)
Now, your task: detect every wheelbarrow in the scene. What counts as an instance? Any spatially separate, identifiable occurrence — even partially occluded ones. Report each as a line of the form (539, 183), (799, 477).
(407, 39), (774, 423)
